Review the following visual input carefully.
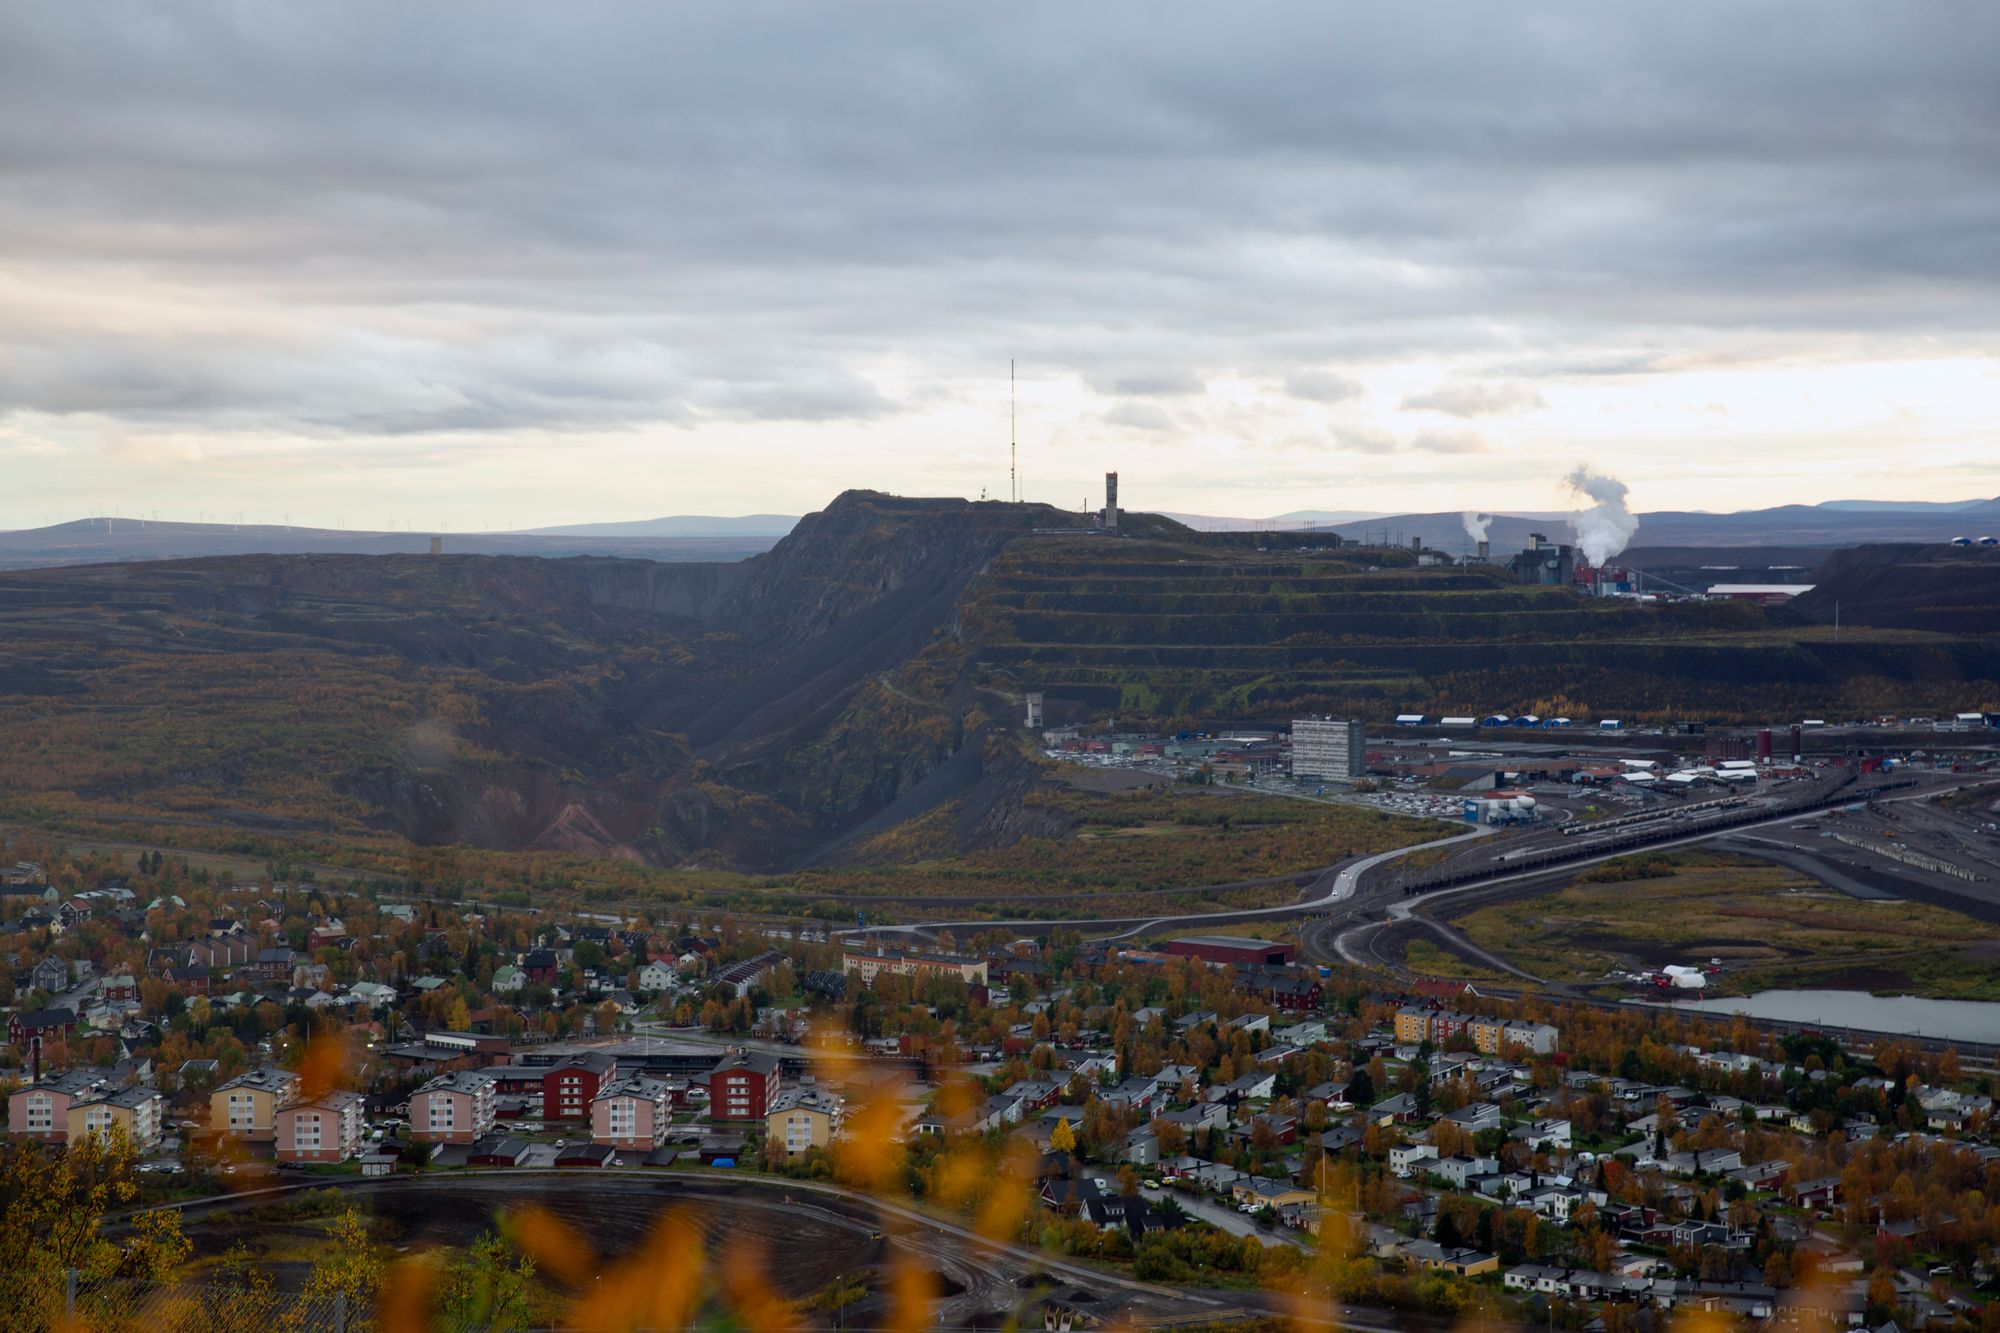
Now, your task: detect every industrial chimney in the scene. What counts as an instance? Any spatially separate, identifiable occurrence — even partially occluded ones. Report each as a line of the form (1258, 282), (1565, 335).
(1103, 472), (1120, 530)
(1476, 540), (1490, 562)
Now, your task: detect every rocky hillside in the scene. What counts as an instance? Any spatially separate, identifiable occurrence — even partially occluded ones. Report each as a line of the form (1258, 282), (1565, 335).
(1782, 544), (2000, 634)
(4, 498), (1998, 874)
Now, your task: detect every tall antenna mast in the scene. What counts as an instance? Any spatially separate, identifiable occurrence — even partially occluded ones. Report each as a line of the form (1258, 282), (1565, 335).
(1009, 360), (1017, 504)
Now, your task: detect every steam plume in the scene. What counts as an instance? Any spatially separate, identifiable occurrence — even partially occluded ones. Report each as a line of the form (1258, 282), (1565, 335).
(1460, 511), (1492, 542)
(1563, 466), (1639, 564)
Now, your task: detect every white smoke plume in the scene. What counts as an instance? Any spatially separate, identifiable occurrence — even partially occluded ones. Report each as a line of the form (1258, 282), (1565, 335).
(1460, 510), (1492, 543)
(1563, 466), (1640, 564)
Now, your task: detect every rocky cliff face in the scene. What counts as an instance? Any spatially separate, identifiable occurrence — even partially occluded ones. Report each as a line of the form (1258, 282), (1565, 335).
(0, 492), (1082, 872)
(712, 491), (1072, 646)
(579, 558), (748, 620)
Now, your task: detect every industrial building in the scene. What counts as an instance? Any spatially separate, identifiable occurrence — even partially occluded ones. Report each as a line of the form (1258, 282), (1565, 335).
(1291, 716), (1366, 781)
(1705, 583), (1814, 604)
(1507, 534), (1575, 585)
(1462, 791), (1540, 825)
(1164, 936), (1295, 967)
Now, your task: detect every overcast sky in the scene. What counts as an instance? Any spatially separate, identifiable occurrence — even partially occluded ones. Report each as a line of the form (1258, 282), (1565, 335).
(2, 3), (1995, 530)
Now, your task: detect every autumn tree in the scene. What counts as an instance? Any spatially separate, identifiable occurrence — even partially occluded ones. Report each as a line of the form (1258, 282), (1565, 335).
(299, 1206), (389, 1316)
(435, 1231), (537, 1331)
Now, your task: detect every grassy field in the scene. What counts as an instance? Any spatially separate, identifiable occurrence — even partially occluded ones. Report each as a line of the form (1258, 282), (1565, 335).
(1451, 851), (2000, 1000)
(7, 783), (1440, 926)
(1401, 938), (1516, 984)
(805, 788), (1439, 900)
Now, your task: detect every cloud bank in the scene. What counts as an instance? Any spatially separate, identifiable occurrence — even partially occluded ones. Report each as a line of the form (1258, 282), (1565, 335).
(0, 3), (1995, 523)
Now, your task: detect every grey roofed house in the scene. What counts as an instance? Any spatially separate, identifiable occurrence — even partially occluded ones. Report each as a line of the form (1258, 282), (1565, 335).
(1368, 1093), (1419, 1121)
(0, 883), (56, 902)
(1319, 1125), (1364, 1153)
(1442, 1101), (1501, 1131)
(979, 1090), (1027, 1127)
(1101, 1075), (1160, 1110)
(916, 1106), (977, 1136)
(1081, 1191), (1177, 1238)
(1005, 1077), (1064, 1109)
(1159, 1101), (1230, 1132)
(1184, 1161), (1246, 1191)
(1207, 1071), (1276, 1104)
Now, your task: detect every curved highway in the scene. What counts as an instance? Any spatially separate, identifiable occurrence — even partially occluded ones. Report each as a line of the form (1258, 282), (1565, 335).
(1328, 777), (1978, 981)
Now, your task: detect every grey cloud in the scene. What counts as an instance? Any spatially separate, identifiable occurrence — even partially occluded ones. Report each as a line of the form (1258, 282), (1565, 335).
(693, 374), (896, 424)
(1104, 402), (1177, 432)
(1332, 425), (1400, 454)
(1401, 381), (1546, 417)
(0, 2), (1994, 443)
(1408, 427), (1488, 455)
(1092, 369), (1207, 397)
(1284, 370), (1363, 404)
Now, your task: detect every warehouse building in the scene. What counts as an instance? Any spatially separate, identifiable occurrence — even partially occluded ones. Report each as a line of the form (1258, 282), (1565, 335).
(1165, 936), (1296, 967)
(1291, 716), (1366, 781)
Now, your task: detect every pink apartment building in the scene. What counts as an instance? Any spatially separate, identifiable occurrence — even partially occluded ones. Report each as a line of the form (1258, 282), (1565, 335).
(275, 1090), (367, 1162)
(591, 1075), (671, 1150)
(410, 1071), (497, 1144)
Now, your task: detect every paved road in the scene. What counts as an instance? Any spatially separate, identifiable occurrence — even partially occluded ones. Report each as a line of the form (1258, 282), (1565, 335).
(1718, 834), (1902, 900)
(1336, 778), (1981, 983)
(48, 975), (99, 1016)
(1140, 1185), (1309, 1249)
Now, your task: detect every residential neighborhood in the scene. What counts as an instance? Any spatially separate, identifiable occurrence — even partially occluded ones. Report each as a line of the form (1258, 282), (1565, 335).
(1, 840), (1997, 1330)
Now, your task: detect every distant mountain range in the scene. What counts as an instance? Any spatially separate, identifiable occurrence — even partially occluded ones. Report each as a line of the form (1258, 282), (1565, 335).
(1158, 508), (1392, 530)
(0, 518), (785, 571)
(1301, 497), (2000, 555)
(5, 495), (1997, 570)
(518, 514), (800, 537)
(1813, 498), (1999, 513)
(1162, 497), (2000, 548)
